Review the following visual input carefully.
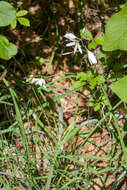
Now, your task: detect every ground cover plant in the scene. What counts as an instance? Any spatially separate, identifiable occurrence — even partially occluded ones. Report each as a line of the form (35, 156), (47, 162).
(0, 0), (127, 189)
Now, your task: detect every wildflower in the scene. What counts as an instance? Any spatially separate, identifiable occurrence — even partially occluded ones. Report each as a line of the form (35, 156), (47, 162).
(63, 33), (82, 54)
(30, 78), (46, 88)
(32, 113), (37, 119)
(64, 33), (76, 41)
(87, 50), (97, 65)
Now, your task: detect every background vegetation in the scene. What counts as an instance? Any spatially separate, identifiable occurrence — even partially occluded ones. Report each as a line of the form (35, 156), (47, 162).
(0, 0), (127, 189)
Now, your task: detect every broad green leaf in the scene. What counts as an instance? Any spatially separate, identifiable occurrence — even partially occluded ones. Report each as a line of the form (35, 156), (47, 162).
(0, 35), (18, 60)
(103, 3), (127, 51)
(17, 17), (30, 26)
(120, 4), (126, 9)
(16, 10), (28, 17)
(0, 1), (16, 27)
(110, 76), (127, 103)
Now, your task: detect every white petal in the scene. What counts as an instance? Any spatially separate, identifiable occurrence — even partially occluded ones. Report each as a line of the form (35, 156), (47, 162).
(62, 51), (73, 55)
(87, 50), (97, 65)
(30, 78), (46, 88)
(66, 42), (75, 47)
(77, 43), (83, 54)
(74, 43), (78, 54)
(64, 33), (76, 41)
(30, 78), (37, 84)
(38, 79), (46, 88)
(33, 113), (37, 119)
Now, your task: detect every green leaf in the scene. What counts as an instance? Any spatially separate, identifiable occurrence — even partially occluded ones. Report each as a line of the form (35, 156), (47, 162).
(95, 35), (104, 45)
(110, 76), (127, 103)
(96, 75), (105, 84)
(17, 17), (30, 26)
(120, 4), (126, 9)
(11, 19), (17, 29)
(89, 78), (97, 89)
(88, 36), (104, 50)
(97, 52), (106, 60)
(0, 35), (18, 60)
(77, 72), (92, 81)
(88, 41), (97, 50)
(103, 3), (127, 51)
(35, 56), (45, 66)
(73, 81), (85, 89)
(89, 102), (93, 106)
(94, 103), (101, 112)
(77, 72), (88, 81)
(89, 98), (94, 106)
(16, 10), (28, 17)
(80, 28), (93, 41)
(0, 1), (16, 27)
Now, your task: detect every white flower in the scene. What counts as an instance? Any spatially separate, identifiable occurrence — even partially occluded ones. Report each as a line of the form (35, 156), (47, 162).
(64, 33), (76, 41)
(87, 50), (97, 65)
(63, 33), (82, 55)
(30, 78), (46, 88)
(32, 113), (37, 119)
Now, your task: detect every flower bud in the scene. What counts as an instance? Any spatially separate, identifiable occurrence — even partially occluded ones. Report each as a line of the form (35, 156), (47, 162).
(87, 50), (97, 65)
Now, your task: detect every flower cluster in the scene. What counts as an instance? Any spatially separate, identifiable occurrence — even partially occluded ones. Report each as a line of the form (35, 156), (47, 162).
(63, 33), (97, 65)
(30, 78), (46, 88)
(63, 33), (82, 55)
